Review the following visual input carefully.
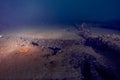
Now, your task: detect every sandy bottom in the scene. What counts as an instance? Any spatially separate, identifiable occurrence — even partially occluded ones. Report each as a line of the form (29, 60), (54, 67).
(0, 24), (119, 80)
(0, 24), (119, 39)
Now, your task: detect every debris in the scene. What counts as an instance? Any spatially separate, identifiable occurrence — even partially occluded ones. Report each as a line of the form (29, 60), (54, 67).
(48, 47), (61, 55)
(31, 42), (39, 46)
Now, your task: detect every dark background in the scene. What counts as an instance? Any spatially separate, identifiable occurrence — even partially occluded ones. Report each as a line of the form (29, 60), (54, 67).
(0, 0), (120, 29)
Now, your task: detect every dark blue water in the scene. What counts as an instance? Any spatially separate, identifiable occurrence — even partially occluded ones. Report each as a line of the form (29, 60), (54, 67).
(0, 0), (120, 30)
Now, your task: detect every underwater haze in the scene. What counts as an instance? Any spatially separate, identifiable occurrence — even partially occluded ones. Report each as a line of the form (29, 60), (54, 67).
(0, 0), (120, 27)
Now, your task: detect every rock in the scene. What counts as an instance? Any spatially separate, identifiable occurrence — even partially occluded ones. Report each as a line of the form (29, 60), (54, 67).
(31, 41), (39, 46)
(81, 53), (117, 80)
(74, 23), (92, 38)
(86, 34), (120, 52)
